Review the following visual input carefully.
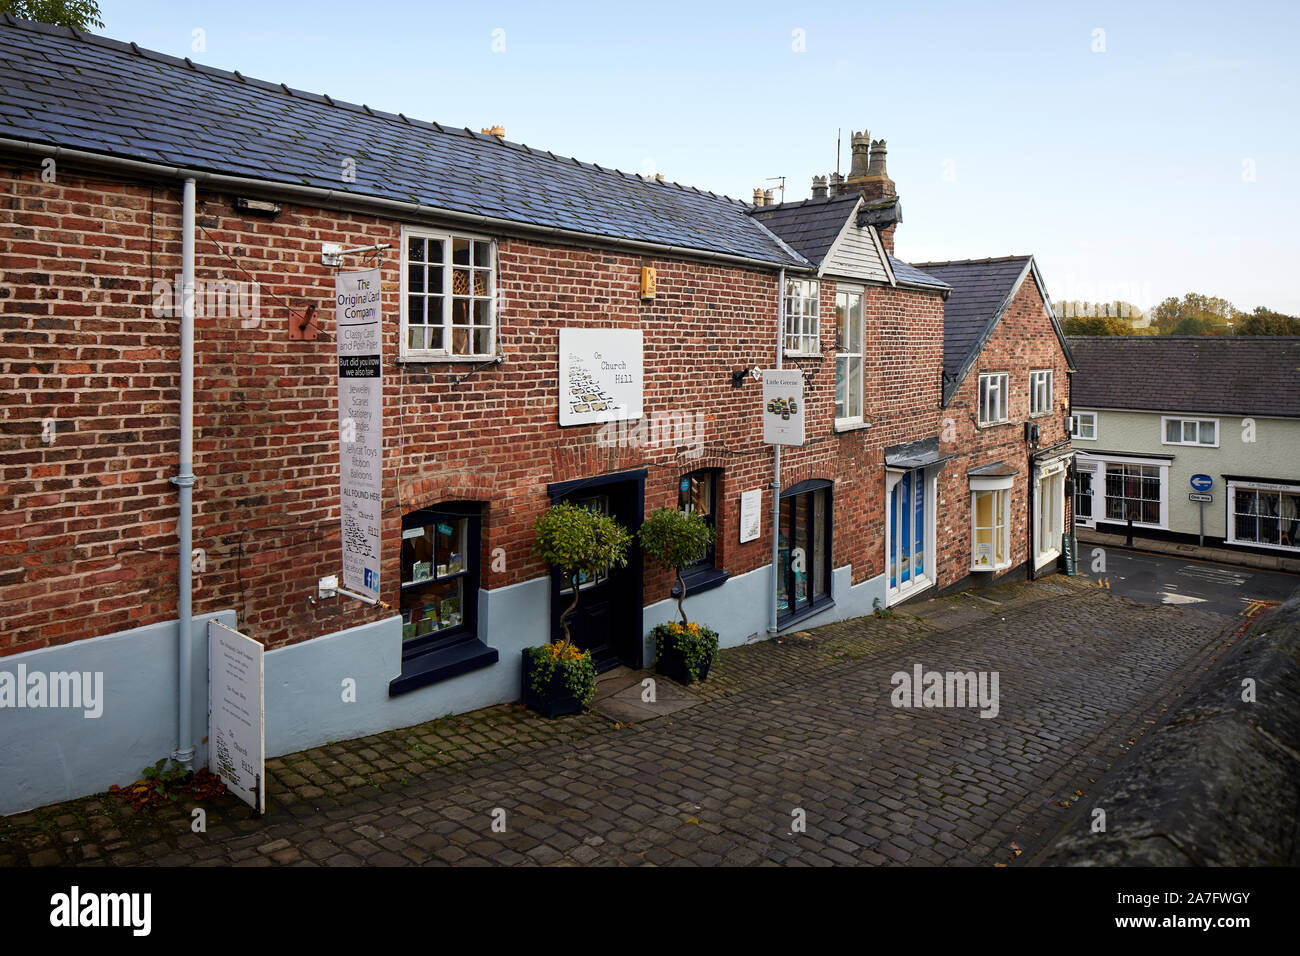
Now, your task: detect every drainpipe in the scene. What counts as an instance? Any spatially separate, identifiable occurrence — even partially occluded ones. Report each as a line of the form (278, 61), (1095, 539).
(768, 269), (785, 635)
(170, 178), (197, 770)
(1027, 442), (1036, 583)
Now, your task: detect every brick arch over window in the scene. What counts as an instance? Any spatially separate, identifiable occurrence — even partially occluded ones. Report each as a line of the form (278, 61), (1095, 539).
(549, 442), (646, 484)
(399, 468), (499, 512)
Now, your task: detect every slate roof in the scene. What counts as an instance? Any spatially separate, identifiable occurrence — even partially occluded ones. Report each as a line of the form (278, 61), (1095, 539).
(887, 256), (951, 292)
(746, 194), (950, 295)
(747, 194), (860, 265)
(912, 255), (1074, 404)
(1068, 336), (1300, 419)
(0, 15), (809, 269)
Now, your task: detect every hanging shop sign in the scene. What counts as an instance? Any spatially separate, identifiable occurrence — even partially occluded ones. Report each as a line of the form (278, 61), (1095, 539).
(336, 268), (383, 601)
(762, 369), (805, 446)
(739, 488), (763, 543)
(559, 328), (643, 426)
(208, 620), (265, 813)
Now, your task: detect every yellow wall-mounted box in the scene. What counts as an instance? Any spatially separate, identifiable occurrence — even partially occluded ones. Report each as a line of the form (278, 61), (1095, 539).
(640, 267), (657, 299)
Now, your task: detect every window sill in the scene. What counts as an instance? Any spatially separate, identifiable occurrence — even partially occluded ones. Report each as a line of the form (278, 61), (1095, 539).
(389, 634), (499, 697)
(834, 419), (872, 434)
(397, 353), (500, 365)
(671, 566), (729, 599)
(971, 562), (1011, 573)
(1030, 410), (1054, 419)
(778, 595), (835, 629)
(977, 419), (1014, 430)
(783, 351), (824, 360)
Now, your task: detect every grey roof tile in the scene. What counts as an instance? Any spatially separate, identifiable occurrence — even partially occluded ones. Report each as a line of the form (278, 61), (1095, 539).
(911, 256), (1033, 381)
(0, 15), (808, 269)
(1068, 336), (1300, 419)
(746, 194), (859, 265)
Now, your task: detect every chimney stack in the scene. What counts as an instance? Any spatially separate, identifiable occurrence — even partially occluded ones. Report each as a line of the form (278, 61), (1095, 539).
(811, 175), (827, 199)
(848, 130), (871, 180)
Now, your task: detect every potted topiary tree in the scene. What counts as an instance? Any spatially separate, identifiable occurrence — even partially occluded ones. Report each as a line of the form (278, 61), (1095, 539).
(524, 502), (632, 717)
(638, 506), (719, 684)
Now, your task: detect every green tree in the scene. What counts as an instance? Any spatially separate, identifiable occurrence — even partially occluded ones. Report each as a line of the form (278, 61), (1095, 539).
(1150, 293), (1242, 335)
(533, 502), (631, 653)
(1235, 308), (1300, 335)
(1063, 316), (1131, 336)
(637, 507), (714, 627)
(0, 0), (104, 29)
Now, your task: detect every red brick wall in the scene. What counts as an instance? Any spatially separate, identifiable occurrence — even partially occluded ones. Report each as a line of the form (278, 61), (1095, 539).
(0, 161), (948, 656)
(936, 275), (1073, 589)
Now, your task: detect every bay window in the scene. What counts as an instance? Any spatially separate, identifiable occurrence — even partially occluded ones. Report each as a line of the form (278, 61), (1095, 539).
(970, 481), (1012, 571)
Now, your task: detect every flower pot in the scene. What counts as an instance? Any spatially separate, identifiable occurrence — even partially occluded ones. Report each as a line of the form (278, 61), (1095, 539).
(654, 639), (713, 685)
(521, 649), (586, 718)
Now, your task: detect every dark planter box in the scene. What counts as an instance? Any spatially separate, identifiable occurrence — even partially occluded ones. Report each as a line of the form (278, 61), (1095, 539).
(654, 640), (713, 685)
(521, 649), (585, 718)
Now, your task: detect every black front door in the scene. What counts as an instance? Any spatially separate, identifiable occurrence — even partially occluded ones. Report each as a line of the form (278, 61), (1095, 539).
(548, 472), (645, 672)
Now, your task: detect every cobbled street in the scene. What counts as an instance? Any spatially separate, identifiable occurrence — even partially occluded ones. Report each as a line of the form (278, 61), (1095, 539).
(0, 576), (1236, 867)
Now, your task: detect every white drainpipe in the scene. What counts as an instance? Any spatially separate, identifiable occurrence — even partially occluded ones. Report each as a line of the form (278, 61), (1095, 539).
(170, 177), (197, 770)
(768, 268), (785, 635)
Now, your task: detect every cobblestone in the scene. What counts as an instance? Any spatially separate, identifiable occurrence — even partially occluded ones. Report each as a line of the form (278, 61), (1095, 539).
(0, 578), (1232, 866)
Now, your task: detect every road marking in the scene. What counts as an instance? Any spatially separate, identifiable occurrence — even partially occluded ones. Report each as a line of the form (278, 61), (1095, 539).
(1177, 565), (1247, 586)
(1161, 591), (1207, 605)
(1239, 599), (1280, 618)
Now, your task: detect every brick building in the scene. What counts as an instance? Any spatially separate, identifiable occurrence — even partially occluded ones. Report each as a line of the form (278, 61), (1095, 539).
(0, 15), (1074, 812)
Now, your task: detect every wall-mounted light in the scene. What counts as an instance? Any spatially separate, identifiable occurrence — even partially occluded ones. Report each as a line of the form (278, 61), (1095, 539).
(234, 197), (282, 217)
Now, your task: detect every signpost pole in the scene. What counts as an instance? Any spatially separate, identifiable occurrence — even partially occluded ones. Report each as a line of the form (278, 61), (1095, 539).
(1199, 500), (1204, 547)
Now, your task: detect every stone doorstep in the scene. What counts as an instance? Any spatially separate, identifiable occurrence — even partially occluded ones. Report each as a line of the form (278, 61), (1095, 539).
(592, 667), (701, 724)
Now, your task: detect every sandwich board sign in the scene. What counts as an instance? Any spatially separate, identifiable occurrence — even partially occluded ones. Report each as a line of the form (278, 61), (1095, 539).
(208, 620), (265, 813)
(762, 369), (805, 446)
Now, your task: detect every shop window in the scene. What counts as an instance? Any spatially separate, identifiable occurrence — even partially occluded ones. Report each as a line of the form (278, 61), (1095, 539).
(1228, 483), (1300, 551)
(391, 501), (496, 696)
(778, 480), (832, 622)
(978, 373), (1010, 425)
(1035, 469), (1065, 563)
(402, 226), (495, 359)
(675, 469), (728, 596)
(835, 287), (864, 424)
(971, 484), (1011, 571)
(1104, 463), (1162, 525)
(783, 277), (820, 355)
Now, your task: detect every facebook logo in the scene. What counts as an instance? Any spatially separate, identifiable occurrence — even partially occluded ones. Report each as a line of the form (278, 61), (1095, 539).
(364, 568), (377, 590)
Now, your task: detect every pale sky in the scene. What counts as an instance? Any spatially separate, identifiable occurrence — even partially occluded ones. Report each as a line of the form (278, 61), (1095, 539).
(97, 0), (1300, 313)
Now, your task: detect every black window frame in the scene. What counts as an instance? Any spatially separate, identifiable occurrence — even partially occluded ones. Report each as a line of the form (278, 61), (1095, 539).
(777, 478), (834, 626)
(673, 468), (729, 598)
(389, 500), (498, 696)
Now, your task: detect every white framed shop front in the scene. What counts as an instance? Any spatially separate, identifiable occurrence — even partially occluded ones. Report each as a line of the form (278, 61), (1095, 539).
(1225, 478), (1300, 553)
(885, 465), (938, 606)
(1074, 451), (1171, 532)
(1033, 452), (1071, 569)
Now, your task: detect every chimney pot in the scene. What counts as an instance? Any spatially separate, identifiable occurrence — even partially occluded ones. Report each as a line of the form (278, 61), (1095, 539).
(811, 175), (827, 199)
(763, 188), (774, 205)
(849, 129), (871, 180)
(752, 188), (765, 206)
(480, 124), (505, 137)
(866, 138), (888, 179)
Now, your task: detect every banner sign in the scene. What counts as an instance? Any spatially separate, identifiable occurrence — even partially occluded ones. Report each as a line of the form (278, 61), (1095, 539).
(762, 369), (805, 446)
(739, 489), (762, 543)
(336, 268), (383, 600)
(208, 621), (265, 813)
(559, 328), (643, 426)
